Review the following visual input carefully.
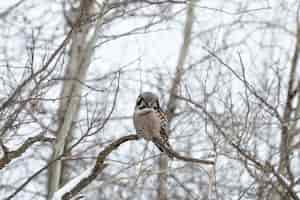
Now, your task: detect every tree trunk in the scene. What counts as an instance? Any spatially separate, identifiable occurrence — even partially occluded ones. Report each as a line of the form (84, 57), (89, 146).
(269, 13), (300, 200)
(47, 0), (102, 198)
(157, 1), (195, 199)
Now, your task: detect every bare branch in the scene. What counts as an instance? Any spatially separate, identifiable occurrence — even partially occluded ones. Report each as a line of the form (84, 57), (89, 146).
(153, 137), (214, 165)
(204, 47), (283, 123)
(55, 134), (139, 199)
(53, 133), (213, 199)
(175, 95), (299, 200)
(0, 134), (55, 169)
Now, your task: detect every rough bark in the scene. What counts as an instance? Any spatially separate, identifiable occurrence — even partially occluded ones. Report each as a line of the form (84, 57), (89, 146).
(47, 0), (103, 198)
(158, 1), (195, 199)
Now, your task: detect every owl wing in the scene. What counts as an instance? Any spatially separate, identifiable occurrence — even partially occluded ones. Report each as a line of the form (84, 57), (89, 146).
(157, 109), (172, 150)
(152, 109), (174, 159)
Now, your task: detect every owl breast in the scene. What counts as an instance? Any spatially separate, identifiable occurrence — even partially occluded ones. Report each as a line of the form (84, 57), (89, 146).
(133, 110), (161, 140)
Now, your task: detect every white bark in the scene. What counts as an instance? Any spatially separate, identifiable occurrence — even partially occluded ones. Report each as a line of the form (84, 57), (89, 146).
(48, 1), (103, 198)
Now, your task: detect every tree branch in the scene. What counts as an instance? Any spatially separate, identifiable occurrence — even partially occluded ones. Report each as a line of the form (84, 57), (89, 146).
(0, 134), (55, 169)
(54, 134), (138, 200)
(53, 134), (214, 199)
(153, 137), (214, 165)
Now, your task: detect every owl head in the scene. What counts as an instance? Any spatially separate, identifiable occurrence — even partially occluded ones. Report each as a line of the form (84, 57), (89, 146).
(135, 92), (160, 111)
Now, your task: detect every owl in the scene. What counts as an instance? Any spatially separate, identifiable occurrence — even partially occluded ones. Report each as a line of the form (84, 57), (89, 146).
(133, 92), (172, 156)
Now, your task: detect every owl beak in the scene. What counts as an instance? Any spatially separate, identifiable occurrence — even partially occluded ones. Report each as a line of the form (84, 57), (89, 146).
(143, 99), (150, 108)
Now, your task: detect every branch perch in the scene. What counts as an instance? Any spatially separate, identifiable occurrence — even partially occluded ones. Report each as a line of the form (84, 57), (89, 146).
(152, 137), (214, 165)
(54, 134), (214, 199)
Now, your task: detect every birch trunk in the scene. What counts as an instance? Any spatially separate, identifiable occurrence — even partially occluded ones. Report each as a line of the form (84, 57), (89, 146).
(47, 0), (103, 198)
(157, 1), (195, 199)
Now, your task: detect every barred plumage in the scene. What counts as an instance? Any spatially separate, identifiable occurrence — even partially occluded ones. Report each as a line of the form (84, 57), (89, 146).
(156, 109), (171, 150)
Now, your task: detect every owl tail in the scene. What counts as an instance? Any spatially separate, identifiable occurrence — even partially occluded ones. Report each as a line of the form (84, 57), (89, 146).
(153, 138), (174, 159)
(154, 142), (164, 152)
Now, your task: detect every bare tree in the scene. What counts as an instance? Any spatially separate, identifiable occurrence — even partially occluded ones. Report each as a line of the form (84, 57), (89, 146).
(47, 0), (105, 198)
(1, 0), (300, 200)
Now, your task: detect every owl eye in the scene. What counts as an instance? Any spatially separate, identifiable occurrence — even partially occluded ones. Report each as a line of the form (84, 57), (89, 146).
(153, 100), (160, 110)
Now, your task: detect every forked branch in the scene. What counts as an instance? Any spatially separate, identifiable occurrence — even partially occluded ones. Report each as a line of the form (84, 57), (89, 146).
(0, 134), (55, 169)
